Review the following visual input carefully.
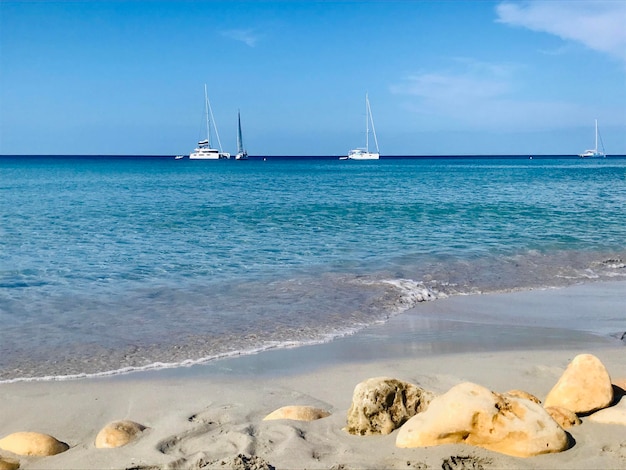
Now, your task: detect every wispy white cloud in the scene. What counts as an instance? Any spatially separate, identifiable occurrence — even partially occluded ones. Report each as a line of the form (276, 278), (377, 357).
(537, 44), (573, 57)
(390, 58), (583, 131)
(394, 58), (517, 104)
(496, 1), (626, 64)
(221, 29), (260, 47)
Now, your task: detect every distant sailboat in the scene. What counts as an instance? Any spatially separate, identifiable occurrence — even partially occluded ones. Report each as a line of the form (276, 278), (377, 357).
(345, 93), (380, 160)
(189, 84), (230, 160)
(579, 119), (605, 158)
(235, 110), (248, 160)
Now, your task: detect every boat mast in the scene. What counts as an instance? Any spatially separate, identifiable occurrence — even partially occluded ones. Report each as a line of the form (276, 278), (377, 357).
(367, 94), (379, 153)
(207, 93), (224, 152)
(203, 84), (211, 146)
(594, 119), (598, 153)
(365, 93), (370, 152)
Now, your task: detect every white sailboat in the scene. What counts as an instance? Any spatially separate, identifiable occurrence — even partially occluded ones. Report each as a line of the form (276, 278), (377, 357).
(235, 110), (248, 160)
(579, 119), (605, 158)
(189, 84), (230, 160)
(345, 93), (380, 160)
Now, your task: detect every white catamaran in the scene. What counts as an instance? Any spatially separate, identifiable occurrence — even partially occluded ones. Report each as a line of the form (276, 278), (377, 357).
(579, 119), (605, 158)
(190, 85), (230, 160)
(345, 93), (380, 160)
(235, 110), (248, 160)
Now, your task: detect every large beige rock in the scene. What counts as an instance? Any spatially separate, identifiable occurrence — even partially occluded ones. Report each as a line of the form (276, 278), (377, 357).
(0, 456), (20, 470)
(94, 420), (147, 449)
(396, 382), (569, 458)
(588, 400), (626, 425)
(0, 432), (69, 456)
(545, 406), (581, 429)
(263, 406), (330, 421)
(345, 377), (434, 435)
(544, 354), (613, 414)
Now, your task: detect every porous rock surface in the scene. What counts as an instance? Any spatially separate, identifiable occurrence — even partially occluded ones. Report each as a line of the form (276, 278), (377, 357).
(345, 377), (434, 435)
(544, 406), (581, 428)
(505, 389), (541, 404)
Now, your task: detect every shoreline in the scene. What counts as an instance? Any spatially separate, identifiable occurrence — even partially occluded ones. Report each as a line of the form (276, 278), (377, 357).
(1, 281), (625, 469)
(3, 280), (625, 384)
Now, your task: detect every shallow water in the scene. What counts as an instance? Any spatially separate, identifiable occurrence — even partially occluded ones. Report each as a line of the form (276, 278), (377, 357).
(1, 156), (625, 381)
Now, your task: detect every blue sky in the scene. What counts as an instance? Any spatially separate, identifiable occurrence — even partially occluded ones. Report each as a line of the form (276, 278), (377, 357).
(1, 0), (625, 156)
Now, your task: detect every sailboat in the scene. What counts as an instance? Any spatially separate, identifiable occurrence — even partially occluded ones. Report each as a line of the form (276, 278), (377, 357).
(235, 110), (248, 160)
(345, 93), (380, 160)
(579, 119), (605, 158)
(189, 84), (230, 160)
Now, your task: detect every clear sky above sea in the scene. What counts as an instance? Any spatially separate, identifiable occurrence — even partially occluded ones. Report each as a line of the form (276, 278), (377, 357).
(1, 0), (625, 156)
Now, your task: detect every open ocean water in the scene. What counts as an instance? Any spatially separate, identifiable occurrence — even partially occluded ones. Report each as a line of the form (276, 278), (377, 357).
(1, 155), (625, 382)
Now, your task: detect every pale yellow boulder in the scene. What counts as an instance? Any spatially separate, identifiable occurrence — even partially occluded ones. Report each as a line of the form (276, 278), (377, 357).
(588, 400), (626, 425)
(94, 420), (147, 449)
(0, 456), (20, 470)
(544, 354), (613, 414)
(545, 406), (581, 428)
(263, 406), (330, 421)
(396, 382), (569, 458)
(345, 377), (434, 435)
(0, 432), (68, 456)
(505, 389), (541, 404)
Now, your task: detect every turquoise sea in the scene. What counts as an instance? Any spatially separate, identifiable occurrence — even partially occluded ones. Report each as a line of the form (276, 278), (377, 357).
(1, 156), (625, 381)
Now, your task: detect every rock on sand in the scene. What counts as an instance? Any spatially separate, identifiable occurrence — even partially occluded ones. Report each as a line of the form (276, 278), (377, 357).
(345, 377), (434, 436)
(263, 406), (330, 421)
(95, 420), (147, 449)
(0, 432), (69, 456)
(544, 353), (613, 414)
(396, 382), (569, 458)
(0, 456), (20, 470)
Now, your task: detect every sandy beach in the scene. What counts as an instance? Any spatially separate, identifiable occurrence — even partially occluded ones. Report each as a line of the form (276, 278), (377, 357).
(1, 281), (625, 470)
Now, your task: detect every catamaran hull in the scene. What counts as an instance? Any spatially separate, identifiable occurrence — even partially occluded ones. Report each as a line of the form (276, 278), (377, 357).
(190, 151), (220, 159)
(189, 149), (230, 159)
